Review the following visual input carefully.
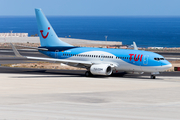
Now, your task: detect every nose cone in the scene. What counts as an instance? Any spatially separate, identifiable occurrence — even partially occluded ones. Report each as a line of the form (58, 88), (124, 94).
(161, 60), (172, 71)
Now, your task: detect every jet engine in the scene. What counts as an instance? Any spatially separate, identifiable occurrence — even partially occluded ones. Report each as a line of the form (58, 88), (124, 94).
(90, 64), (112, 75)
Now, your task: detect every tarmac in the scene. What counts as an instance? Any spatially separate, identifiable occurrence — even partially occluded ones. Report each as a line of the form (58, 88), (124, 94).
(0, 73), (180, 120)
(0, 48), (180, 120)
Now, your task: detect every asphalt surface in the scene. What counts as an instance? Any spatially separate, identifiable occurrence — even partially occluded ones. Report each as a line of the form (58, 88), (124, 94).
(1, 49), (180, 120)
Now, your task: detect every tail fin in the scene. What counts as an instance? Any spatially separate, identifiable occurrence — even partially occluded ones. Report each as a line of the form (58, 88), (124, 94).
(35, 8), (72, 47)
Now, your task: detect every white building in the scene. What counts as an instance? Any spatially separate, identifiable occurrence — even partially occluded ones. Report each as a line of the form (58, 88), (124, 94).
(0, 33), (28, 37)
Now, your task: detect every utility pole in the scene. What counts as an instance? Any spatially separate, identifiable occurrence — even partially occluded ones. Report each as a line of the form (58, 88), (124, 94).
(10, 30), (13, 42)
(105, 35), (108, 42)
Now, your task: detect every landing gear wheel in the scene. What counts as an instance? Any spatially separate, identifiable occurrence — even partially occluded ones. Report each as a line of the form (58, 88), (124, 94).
(85, 71), (92, 77)
(151, 75), (156, 79)
(110, 71), (113, 76)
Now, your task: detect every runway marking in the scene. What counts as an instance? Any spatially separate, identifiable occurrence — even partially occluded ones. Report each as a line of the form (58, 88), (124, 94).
(165, 57), (180, 60)
(0, 50), (13, 52)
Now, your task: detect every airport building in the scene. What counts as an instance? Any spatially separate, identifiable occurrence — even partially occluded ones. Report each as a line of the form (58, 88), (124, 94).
(0, 33), (28, 37)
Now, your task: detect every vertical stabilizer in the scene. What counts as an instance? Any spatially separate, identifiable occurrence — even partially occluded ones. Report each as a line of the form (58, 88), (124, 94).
(35, 8), (72, 47)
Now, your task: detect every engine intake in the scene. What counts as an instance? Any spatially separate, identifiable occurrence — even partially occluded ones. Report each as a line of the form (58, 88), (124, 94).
(90, 64), (112, 76)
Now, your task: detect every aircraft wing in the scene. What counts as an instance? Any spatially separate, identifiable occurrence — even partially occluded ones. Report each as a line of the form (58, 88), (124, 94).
(26, 56), (92, 67)
(11, 43), (92, 67)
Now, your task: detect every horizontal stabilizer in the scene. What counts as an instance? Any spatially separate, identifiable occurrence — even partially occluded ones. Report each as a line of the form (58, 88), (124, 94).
(16, 45), (48, 51)
(10, 43), (24, 58)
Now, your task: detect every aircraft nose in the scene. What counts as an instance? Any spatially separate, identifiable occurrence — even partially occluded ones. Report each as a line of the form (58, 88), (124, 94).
(162, 60), (172, 70)
(165, 63), (172, 69)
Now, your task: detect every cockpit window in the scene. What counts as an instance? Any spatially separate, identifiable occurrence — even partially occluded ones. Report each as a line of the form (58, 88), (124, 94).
(154, 58), (165, 61)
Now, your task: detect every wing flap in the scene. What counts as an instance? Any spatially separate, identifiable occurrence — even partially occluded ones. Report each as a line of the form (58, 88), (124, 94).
(26, 56), (92, 67)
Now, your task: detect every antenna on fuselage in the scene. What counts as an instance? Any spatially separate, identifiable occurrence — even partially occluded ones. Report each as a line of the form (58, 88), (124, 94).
(133, 42), (138, 50)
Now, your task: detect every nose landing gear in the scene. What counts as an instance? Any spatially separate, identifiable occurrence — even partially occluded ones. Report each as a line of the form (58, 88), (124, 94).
(150, 72), (159, 79)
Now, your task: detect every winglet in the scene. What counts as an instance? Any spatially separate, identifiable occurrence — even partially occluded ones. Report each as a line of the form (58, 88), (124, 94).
(10, 43), (24, 58)
(133, 41), (138, 50)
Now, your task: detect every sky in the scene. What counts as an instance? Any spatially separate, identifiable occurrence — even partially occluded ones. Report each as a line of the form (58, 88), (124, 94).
(0, 0), (180, 16)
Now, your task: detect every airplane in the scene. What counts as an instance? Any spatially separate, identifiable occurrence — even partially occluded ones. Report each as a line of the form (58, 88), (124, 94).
(11, 8), (172, 79)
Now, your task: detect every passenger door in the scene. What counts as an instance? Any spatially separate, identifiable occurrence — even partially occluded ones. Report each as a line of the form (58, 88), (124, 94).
(143, 55), (149, 65)
(55, 50), (59, 58)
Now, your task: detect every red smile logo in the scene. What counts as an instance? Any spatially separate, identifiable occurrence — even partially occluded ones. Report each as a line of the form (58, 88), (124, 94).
(40, 27), (50, 39)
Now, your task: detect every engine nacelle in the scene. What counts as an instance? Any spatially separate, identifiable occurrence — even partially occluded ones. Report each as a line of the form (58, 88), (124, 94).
(90, 64), (112, 76)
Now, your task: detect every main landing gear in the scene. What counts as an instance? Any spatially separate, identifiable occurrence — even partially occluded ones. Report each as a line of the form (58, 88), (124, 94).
(151, 75), (156, 79)
(85, 71), (93, 77)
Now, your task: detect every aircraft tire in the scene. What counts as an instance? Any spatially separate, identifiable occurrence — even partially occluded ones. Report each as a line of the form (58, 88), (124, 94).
(151, 75), (156, 79)
(85, 71), (93, 77)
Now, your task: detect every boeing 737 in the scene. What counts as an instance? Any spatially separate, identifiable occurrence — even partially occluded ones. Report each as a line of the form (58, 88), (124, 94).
(11, 8), (172, 79)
